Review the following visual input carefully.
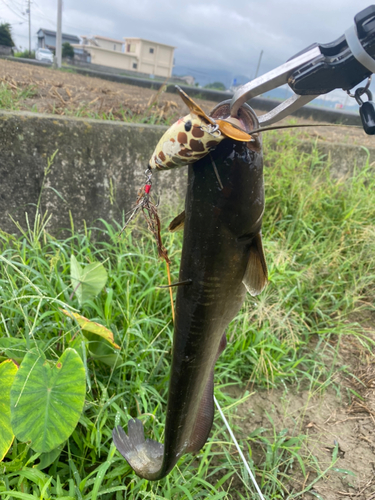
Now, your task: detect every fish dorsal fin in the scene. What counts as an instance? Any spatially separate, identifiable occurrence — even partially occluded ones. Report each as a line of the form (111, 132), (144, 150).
(243, 232), (268, 296)
(176, 86), (216, 125)
(216, 119), (253, 142)
(168, 210), (185, 232)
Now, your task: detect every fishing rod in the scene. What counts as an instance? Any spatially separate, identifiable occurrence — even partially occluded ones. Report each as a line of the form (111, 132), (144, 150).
(230, 4), (375, 135)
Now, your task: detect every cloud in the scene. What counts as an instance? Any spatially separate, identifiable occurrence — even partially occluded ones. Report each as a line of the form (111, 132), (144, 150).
(4, 0), (374, 97)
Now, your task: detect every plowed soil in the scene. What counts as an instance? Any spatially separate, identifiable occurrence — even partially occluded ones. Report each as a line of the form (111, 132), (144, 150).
(0, 58), (374, 149)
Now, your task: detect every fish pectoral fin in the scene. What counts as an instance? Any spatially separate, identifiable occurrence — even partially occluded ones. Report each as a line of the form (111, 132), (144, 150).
(216, 119), (253, 142)
(113, 420), (164, 479)
(168, 210), (185, 232)
(242, 232), (268, 296)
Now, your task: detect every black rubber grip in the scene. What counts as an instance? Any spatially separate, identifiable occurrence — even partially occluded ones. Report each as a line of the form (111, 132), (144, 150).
(288, 5), (375, 95)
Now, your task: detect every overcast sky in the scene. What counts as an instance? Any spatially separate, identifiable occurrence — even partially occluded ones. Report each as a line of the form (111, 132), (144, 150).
(2, 0), (375, 100)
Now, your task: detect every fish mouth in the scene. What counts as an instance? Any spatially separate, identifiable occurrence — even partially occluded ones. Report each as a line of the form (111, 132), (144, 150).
(209, 100), (259, 134)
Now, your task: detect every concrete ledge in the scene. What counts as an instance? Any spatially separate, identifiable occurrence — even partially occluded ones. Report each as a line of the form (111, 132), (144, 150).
(0, 110), (186, 236)
(1, 56), (52, 68)
(0, 110), (373, 236)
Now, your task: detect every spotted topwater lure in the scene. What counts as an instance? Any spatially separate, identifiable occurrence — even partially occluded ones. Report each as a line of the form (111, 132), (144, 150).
(148, 86), (254, 170)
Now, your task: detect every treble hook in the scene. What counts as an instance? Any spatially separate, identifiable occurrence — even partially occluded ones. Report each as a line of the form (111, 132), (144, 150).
(144, 167), (153, 185)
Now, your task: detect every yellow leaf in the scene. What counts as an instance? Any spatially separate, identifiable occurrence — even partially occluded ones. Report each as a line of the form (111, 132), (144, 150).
(61, 309), (120, 349)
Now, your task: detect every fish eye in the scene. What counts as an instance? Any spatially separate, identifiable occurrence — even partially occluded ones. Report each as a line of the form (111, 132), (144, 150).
(184, 120), (192, 132)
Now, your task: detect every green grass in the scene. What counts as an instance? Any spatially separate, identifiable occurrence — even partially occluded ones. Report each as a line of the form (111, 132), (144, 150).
(0, 82), (37, 111)
(13, 51), (35, 59)
(0, 134), (374, 498)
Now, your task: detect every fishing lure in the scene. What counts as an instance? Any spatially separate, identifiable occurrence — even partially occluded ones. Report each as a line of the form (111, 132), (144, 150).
(148, 86), (254, 171)
(119, 88), (254, 248)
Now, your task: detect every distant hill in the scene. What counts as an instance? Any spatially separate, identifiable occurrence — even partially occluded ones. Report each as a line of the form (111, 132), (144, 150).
(264, 86), (358, 111)
(172, 65), (250, 89)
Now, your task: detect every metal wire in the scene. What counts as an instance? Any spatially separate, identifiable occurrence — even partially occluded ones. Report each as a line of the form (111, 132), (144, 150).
(213, 395), (266, 500)
(346, 75), (372, 98)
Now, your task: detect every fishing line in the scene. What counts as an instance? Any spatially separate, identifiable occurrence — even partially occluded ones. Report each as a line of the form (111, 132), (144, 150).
(210, 153), (224, 190)
(158, 279), (192, 288)
(213, 395), (265, 500)
(165, 261), (175, 323)
(248, 123), (360, 134)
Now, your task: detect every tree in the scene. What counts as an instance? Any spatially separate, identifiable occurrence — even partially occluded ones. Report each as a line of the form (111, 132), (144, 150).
(62, 42), (74, 58)
(204, 82), (226, 91)
(0, 23), (14, 47)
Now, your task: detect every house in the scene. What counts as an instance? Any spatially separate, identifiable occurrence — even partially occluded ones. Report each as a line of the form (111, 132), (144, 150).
(124, 38), (175, 78)
(0, 45), (12, 56)
(75, 35), (136, 73)
(81, 35), (124, 53)
(37, 28), (80, 51)
(73, 35), (175, 78)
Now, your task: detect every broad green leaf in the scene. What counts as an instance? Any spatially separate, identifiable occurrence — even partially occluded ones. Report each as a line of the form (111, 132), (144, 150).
(11, 348), (86, 453)
(0, 338), (46, 364)
(84, 332), (122, 369)
(61, 309), (120, 349)
(0, 359), (18, 460)
(35, 444), (64, 470)
(70, 254), (107, 305)
(0, 338), (28, 363)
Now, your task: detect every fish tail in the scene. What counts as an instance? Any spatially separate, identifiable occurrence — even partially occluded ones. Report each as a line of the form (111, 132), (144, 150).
(112, 420), (165, 480)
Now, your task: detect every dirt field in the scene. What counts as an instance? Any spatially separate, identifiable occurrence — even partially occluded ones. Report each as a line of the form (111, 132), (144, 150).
(0, 58), (374, 149)
(231, 329), (375, 499)
(2, 58), (375, 499)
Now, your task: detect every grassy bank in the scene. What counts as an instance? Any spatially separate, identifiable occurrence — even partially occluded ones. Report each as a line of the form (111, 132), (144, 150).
(1, 134), (374, 499)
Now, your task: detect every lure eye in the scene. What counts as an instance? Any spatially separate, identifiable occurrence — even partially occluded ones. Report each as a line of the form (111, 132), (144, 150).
(184, 120), (192, 132)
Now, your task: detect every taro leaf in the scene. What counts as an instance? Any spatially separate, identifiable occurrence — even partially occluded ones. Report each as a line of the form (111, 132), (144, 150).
(84, 332), (122, 369)
(61, 309), (120, 349)
(0, 338), (45, 364)
(10, 348), (86, 453)
(0, 359), (18, 461)
(0, 338), (27, 364)
(70, 254), (107, 306)
(35, 443), (64, 470)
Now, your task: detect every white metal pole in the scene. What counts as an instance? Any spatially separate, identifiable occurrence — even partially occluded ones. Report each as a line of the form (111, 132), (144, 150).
(254, 50), (264, 79)
(28, 0), (31, 55)
(56, 0), (62, 68)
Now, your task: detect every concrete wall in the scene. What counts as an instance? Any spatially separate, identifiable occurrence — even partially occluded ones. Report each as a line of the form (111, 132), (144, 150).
(95, 38), (123, 52)
(84, 46), (137, 72)
(138, 40), (173, 77)
(124, 38), (174, 78)
(0, 110), (187, 236)
(0, 110), (373, 236)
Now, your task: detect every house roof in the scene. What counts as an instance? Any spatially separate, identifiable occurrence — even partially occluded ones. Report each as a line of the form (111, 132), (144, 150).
(71, 43), (137, 59)
(124, 37), (176, 49)
(93, 35), (124, 44)
(37, 28), (80, 43)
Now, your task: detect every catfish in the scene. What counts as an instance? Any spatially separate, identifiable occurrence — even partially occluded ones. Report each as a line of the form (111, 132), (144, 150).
(113, 100), (268, 480)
